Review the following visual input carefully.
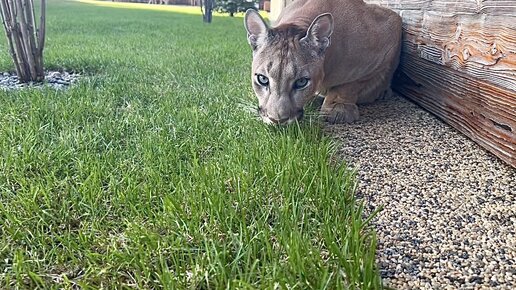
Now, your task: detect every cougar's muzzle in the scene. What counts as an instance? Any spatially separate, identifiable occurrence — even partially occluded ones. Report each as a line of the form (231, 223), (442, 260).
(258, 106), (304, 125)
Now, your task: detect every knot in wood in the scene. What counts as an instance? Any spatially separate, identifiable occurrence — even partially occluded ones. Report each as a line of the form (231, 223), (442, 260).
(490, 43), (498, 55)
(462, 48), (470, 61)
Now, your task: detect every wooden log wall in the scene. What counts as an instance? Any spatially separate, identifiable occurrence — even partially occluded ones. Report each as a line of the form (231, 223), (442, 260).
(364, 0), (516, 167)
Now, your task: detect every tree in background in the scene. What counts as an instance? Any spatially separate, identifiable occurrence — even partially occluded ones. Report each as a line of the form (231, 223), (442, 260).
(215, 0), (258, 17)
(0, 0), (46, 83)
(201, 0), (213, 22)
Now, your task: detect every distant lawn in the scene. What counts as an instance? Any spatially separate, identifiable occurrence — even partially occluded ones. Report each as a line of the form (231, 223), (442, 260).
(0, 0), (381, 288)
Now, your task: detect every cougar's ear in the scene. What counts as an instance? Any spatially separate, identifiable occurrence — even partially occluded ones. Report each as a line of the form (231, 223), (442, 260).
(300, 13), (334, 55)
(244, 9), (268, 50)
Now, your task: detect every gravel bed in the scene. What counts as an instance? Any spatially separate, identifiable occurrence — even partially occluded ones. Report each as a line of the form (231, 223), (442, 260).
(0, 71), (79, 91)
(326, 94), (516, 290)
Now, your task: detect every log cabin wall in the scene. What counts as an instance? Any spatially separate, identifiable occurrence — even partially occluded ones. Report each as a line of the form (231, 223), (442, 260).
(364, 0), (516, 167)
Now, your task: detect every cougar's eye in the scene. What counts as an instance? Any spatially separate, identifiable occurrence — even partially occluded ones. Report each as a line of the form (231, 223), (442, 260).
(293, 77), (310, 89)
(256, 74), (269, 86)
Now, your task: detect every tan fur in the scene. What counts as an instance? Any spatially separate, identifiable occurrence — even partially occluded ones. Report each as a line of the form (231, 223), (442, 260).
(244, 0), (402, 124)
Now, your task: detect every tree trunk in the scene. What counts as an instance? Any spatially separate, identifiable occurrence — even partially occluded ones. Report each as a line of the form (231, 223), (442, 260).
(201, 0), (212, 23)
(0, 0), (46, 83)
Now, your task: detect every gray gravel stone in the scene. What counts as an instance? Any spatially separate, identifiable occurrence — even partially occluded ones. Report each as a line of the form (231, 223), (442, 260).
(326, 94), (516, 290)
(0, 70), (79, 91)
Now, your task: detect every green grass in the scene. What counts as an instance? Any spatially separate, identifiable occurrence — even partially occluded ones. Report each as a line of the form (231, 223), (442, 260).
(0, 0), (381, 288)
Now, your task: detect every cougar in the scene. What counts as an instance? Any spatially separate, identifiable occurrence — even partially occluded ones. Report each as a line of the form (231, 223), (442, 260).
(244, 0), (402, 124)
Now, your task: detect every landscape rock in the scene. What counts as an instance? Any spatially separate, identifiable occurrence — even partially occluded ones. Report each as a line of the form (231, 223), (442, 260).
(326, 94), (516, 290)
(0, 70), (80, 91)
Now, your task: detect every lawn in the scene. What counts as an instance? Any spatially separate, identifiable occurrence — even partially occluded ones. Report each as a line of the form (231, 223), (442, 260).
(0, 0), (381, 288)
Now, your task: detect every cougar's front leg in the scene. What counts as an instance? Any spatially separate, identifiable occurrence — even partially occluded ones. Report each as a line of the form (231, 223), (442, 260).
(320, 84), (359, 124)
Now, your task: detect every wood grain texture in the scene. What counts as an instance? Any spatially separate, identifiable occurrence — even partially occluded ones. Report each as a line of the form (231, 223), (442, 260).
(365, 0), (516, 167)
(367, 0), (516, 15)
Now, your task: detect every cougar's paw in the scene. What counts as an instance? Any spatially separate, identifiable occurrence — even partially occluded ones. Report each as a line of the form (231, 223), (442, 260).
(321, 103), (359, 124)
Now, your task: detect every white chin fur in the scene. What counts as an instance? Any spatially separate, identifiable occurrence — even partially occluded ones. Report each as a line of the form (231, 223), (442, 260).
(261, 116), (298, 125)
(261, 116), (274, 125)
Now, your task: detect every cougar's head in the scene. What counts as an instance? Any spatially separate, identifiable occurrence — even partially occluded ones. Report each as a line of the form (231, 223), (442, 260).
(244, 10), (333, 125)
